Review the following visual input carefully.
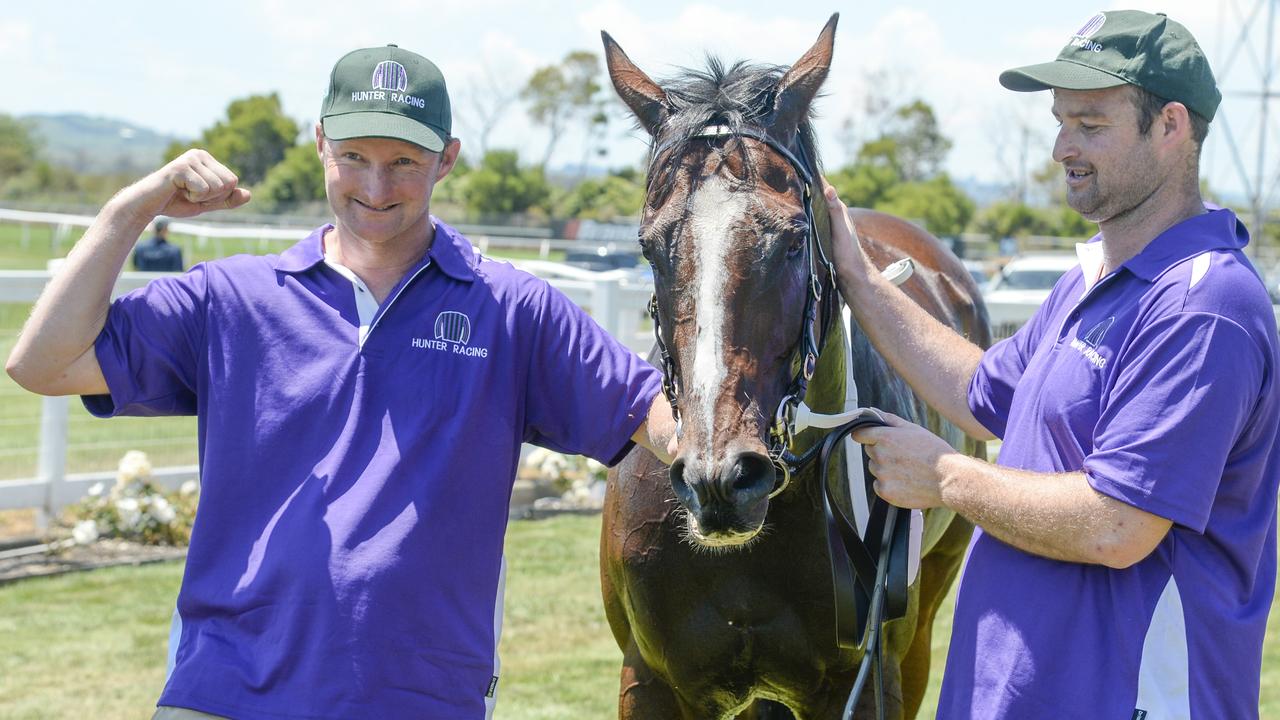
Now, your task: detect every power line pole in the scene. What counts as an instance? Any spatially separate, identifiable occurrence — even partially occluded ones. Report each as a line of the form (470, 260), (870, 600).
(1216, 0), (1279, 255)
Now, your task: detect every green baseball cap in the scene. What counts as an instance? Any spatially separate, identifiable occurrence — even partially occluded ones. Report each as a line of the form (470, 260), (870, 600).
(320, 44), (452, 152)
(999, 10), (1221, 121)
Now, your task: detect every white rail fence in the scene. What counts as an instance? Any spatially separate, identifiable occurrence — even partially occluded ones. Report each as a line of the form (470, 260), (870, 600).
(0, 210), (654, 525)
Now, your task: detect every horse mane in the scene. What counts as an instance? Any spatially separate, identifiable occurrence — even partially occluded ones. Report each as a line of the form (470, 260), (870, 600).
(650, 57), (821, 175)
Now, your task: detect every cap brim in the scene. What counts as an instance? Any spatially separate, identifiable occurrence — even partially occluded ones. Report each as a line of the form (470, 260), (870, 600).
(999, 60), (1129, 92)
(322, 112), (447, 152)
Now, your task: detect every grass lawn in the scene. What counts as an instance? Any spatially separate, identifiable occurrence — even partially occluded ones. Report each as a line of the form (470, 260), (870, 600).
(1, 514), (1278, 718)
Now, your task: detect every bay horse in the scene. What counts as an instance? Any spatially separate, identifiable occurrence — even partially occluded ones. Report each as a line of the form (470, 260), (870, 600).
(599, 14), (991, 719)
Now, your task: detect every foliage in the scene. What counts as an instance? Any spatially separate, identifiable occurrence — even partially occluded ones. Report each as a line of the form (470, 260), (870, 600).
(827, 98), (973, 238)
(974, 200), (1096, 241)
(456, 149), (552, 218)
(0, 114), (40, 179)
(66, 450), (198, 546)
(825, 152), (900, 209)
(877, 100), (952, 183)
(521, 447), (607, 495)
(520, 51), (604, 168)
(876, 175), (975, 239)
(257, 143), (326, 211)
(554, 168), (644, 220)
(164, 93), (299, 186)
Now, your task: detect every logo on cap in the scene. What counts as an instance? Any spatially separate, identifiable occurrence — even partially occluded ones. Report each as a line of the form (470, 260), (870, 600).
(372, 61), (409, 92)
(1069, 13), (1106, 52)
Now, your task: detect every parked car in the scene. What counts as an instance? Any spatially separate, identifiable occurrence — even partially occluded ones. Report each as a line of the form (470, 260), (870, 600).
(562, 248), (641, 273)
(961, 259), (990, 289)
(983, 253), (1077, 340)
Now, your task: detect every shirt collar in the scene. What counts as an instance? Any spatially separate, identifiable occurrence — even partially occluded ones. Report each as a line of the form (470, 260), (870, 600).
(273, 219), (477, 282)
(426, 218), (479, 282)
(1121, 207), (1249, 282)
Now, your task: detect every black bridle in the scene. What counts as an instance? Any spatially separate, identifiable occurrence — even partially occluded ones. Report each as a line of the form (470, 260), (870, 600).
(640, 123), (910, 720)
(643, 124), (836, 495)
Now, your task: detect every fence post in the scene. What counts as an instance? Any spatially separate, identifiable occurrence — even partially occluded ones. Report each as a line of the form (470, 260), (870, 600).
(591, 276), (621, 341)
(35, 395), (69, 531)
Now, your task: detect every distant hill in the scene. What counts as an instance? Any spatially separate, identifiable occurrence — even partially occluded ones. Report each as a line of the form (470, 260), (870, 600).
(21, 113), (187, 175)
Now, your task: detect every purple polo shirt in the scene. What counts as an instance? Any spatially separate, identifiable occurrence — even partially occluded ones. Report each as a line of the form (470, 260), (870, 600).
(946, 208), (1280, 718)
(84, 220), (661, 719)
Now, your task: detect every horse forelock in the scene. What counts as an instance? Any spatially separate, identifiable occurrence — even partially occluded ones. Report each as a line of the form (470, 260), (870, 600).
(646, 57), (820, 179)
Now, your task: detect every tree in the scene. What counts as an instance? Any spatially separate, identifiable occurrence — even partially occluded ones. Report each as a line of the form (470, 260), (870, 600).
(458, 150), (551, 218)
(876, 175), (975, 238)
(881, 100), (952, 183)
(257, 144), (326, 211)
(827, 97), (973, 232)
(520, 51), (603, 169)
(453, 62), (519, 160)
(0, 114), (39, 179)
(555, 168), (644, 220)
(166, 93), (299, 186)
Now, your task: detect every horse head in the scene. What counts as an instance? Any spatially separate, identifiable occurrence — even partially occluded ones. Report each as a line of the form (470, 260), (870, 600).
(605, 15), (840, 548)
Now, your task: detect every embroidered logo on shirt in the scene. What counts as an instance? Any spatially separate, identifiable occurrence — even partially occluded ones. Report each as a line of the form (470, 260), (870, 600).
(1132, 709), (1147, 720)
(411, 311), (490, 358)
(434, 310), (472, 345)
(1080, 316), (1115, 348)
(486, 675), (499, 698)
(1069, 316), (1114, 369)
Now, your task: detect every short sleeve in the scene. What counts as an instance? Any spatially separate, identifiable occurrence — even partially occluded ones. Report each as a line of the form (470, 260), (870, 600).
(968, 296), (1059, 439)
(1084, 313), (1266, 531)
(521, 281), (662, 465)
(83, 265), (209, 418)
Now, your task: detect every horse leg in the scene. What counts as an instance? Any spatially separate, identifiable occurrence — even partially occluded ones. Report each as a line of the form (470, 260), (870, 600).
(897, 514), (972, 718)
(618, 640), (686, 719)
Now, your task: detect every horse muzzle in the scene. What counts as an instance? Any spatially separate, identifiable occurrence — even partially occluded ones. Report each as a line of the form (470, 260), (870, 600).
(669, 449), (776, 546)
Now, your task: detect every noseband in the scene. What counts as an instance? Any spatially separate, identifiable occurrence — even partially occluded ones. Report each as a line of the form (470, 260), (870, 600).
(643, 124), (836, 495)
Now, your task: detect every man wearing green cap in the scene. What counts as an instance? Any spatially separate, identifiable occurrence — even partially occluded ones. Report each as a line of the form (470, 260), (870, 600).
(823, 10), (1278, 718)
(7, 45), (675, 719)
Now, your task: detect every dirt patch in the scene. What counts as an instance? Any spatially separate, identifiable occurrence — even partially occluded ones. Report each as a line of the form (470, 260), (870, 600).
(0, 538), (186, 586)
(0, 508), (39, 540)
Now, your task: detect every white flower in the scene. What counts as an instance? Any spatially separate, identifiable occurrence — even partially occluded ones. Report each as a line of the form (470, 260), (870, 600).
(179, 480), (199, 496)
(150, 496), (176, 524)
(72, 520), (99, 544)
(115, 497), (142, 529)
(116, 450), (152, 485)
(87, 482), (105, 497)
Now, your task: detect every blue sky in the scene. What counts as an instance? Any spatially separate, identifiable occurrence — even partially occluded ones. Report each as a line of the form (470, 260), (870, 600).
(2, 1), (1273, 199)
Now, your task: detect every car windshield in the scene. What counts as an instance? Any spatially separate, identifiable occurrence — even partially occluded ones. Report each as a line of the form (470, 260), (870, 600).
(997, 269), (1066, 291)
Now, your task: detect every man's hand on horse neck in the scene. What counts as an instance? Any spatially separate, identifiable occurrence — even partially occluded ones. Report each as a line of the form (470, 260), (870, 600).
(820, 179), (993, 441)
(632, 394), (677, 465)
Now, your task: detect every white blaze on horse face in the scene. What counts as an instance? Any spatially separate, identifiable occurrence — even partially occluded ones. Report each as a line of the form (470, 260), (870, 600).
(688, 175), (746, 456)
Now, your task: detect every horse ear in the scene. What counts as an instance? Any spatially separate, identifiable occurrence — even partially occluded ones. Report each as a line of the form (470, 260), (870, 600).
(772, 13), (838, 136)
(602, 31), (670, 137)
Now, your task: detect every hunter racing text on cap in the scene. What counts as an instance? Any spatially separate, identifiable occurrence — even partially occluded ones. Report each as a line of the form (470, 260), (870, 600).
(998, 10), (1222, 122)
(320, 44), (452, 152)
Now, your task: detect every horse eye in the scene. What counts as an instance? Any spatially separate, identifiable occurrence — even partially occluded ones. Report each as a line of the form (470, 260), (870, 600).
(787, 229), (808, 256)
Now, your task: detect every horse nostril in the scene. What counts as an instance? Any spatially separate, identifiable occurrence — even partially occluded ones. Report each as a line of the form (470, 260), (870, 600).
(723, 451), (776, 500)
(669, 458), (702, 508)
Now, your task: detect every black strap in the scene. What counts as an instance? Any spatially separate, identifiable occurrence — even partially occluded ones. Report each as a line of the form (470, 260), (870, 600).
(812, 413), (913, 720)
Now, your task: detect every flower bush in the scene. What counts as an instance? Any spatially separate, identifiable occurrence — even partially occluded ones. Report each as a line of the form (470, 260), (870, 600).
(522, 448), (607, 493)
(67, 450), (198, 546)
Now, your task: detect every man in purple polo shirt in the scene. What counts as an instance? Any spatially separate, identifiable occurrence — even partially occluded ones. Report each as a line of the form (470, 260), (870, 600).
(823, 10), (1279, 719)
(6, 45), (674, 719)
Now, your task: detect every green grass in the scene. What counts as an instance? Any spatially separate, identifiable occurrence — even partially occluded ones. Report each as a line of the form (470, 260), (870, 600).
(2, 514), (1277, 718)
